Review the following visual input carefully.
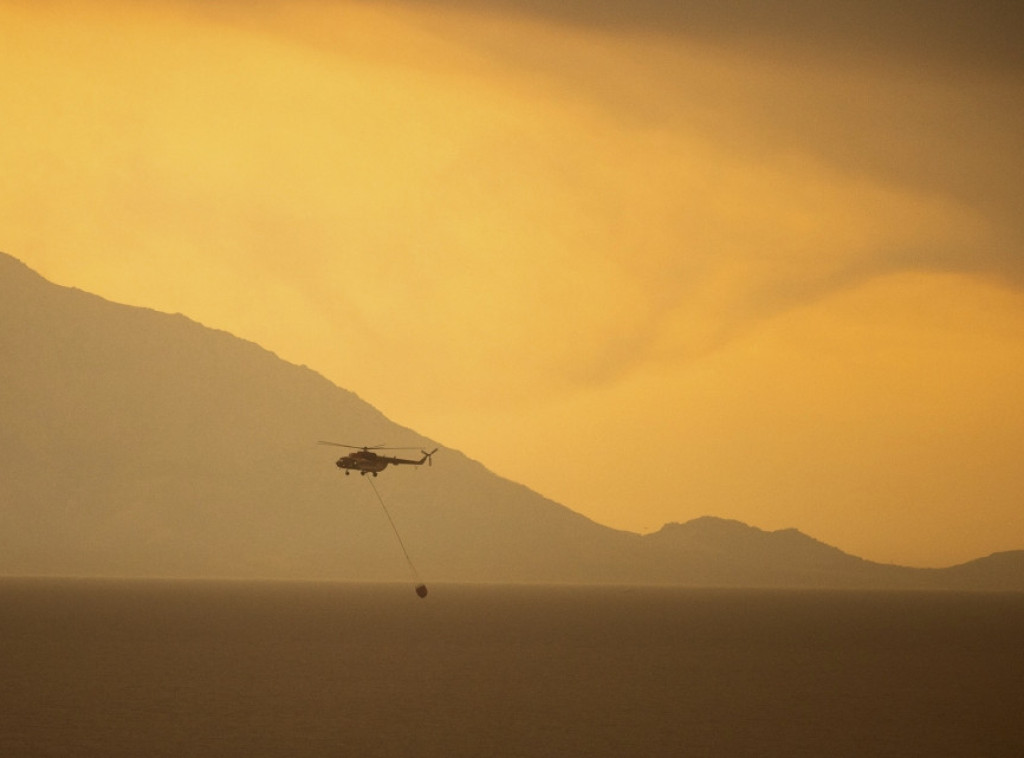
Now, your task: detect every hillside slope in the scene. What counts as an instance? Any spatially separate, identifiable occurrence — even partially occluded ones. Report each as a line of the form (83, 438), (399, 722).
(0, 252), (627, 582)
(2, 252), (1021, 589)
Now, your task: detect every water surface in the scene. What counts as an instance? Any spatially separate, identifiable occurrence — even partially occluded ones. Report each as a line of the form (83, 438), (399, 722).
(2, 579), (1021, 756)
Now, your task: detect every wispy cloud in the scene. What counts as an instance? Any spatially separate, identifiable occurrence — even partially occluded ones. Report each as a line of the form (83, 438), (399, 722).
(3, 0), (1023, 563)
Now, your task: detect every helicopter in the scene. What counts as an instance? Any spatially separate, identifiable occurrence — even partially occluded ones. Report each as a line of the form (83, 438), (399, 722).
(318, 442), (437, 476)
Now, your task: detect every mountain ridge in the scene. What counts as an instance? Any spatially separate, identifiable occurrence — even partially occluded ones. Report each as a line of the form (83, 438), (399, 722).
(3, 251), (1022, 590)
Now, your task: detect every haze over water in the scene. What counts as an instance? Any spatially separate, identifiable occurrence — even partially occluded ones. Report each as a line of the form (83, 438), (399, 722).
(3, 579), (1022, 757)
(5, 3), (1023, 751)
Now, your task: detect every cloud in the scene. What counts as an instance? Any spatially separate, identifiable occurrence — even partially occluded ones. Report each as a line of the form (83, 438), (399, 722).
(389, 0), (1024, 74)
(465, 269), (1024, 566)
(2, 0), (1021, 411)
(4, 0), (1024, 564)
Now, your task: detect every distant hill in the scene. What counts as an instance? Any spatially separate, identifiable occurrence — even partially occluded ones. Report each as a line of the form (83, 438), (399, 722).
(2, 252), (1022, 590)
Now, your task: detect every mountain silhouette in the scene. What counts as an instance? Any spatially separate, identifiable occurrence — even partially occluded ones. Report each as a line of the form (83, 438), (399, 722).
(2, 251), (1022, 589)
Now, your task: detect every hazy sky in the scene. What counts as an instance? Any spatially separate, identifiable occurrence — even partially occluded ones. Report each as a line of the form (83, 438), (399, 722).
(4, 0), (1023, 566)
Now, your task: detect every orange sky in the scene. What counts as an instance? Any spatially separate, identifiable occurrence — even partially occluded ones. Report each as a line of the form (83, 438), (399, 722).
(4, 0), (1024, 566)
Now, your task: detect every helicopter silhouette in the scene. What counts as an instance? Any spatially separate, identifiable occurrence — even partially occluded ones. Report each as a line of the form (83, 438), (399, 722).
(318, 442), (437, 476)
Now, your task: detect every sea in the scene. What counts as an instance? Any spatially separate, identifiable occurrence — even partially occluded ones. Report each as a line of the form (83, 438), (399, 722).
(2, 579), (1022, 757)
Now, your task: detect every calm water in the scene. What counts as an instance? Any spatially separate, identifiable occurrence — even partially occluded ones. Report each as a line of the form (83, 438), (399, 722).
(2, 580), (1022, 757)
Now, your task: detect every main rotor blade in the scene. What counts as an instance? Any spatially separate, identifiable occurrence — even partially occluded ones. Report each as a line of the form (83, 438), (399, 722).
(317, 441), (425, 451)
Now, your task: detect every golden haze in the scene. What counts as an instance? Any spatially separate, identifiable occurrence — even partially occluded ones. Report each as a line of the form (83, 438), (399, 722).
(3, 0), (1023, 566)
